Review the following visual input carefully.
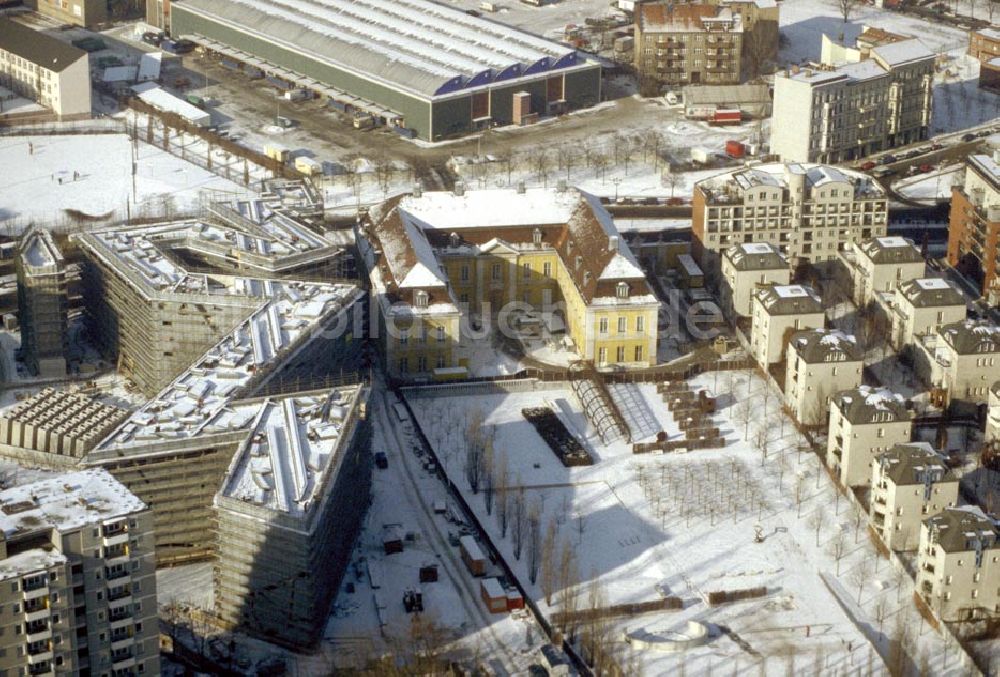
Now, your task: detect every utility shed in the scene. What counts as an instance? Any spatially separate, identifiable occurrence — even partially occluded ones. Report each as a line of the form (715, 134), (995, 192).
(683, 83), (772, 119)
(132, 83), (211, 126)
(168, 0), (601, 140)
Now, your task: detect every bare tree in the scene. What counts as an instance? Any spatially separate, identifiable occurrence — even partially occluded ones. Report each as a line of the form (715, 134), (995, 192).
(795, 474), (808, 518)
(734, 397), (754, 441)
(531, 148), (551, 188)
(837, 0), (857, 27)
(512, 485), (527, 560)
(496, 451), (511, 537)
(540, 517), (559, 605)
(873, 595), (889, 634)
(850, 559), (871, 604)
(527, 501), (542, 584)
(482, 438), (495, 515)
(808, 510), (826, 547)
(827, 530), (848, 576)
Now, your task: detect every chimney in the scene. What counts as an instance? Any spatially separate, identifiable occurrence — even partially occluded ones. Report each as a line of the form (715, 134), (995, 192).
(609, 236), (619, 252)
(454, 181), (465, 196)
(413, 182), (422, 198)
(516, 181), (526, 194)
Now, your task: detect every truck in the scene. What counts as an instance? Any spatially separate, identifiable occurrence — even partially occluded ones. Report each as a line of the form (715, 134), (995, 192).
(283, 88), (310, 102)
(459, 535), (487, 576)
(711, 109), (742, 125)
(690, 147), (712, 164)
(353, 114), (376, 130)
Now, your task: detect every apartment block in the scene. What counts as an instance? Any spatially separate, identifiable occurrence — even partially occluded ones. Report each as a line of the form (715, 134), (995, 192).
(771, 39), (934, 163)
(784, 329), (863, 426)
(0, 18), (91, 119)
(840, 236), (925, 307)
(0, 470), (159, 676)
(719, 242), (790, 317)
(913, 320), (1000, 404)
(692, 162), (887, 271)
(821, 26), (910, 64)
(634, 3), (744, 87)
(969, 27), (1000, 64)
(887, 278), (966, 351)
(214, 387), (370, 649)
(749, 284), (825, 366)
(16, 229), (68, 378)
(362, 187), (658, 379)
(827, 386), (912, 487)
(917, 507), (1000, 622)
(870, 442), (958, 551)
(947, 153), (1000, 303)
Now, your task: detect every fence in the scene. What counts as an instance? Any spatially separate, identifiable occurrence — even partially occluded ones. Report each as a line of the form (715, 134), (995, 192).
(0, 117), (125, 136)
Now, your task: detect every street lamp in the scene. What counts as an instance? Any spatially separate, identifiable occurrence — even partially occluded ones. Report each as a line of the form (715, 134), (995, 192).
(612, 177), (622, 202)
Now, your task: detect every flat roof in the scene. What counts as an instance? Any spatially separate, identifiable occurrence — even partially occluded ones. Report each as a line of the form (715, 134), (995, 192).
(0, 17), (86, 73)
(219, 388), (362, 517)
(175, 0), (583, 99)
(0, 470), (144, 538)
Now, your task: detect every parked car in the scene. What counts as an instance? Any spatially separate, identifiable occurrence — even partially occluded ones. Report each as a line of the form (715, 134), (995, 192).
(918, 163), (934, 173)
(961, 133), (977, 142)
(879, 154), (897, 165)
(858, 161), (876, 171)
(930, 142), (943, 150)
(375, 452), (389, 469)
(141, 31), (163, 46)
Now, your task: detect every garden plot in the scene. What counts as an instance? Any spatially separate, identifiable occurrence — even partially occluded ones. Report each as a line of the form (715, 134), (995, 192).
(407, 376), (972, 675)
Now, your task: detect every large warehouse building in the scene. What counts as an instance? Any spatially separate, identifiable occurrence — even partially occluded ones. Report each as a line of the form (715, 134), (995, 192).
(169, 0), (602, 141)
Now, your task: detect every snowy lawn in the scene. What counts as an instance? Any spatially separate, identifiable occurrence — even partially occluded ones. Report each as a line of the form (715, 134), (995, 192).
(407, 373), (973, 674)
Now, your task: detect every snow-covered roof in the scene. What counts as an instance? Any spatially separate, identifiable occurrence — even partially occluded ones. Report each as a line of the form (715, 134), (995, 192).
(833, 385), (910, 424)
(134, 85), (210, 125)
(977, 27), (1000, 42)
(926, 507), (999, 553)
(898, 278), (964, 308)
(859, 236), (923, 265)
(0, 549), (67, 582)
(398, 188), (581, 230)
(969, 154), (1000, 186)
(174, 0), (586, 99)
(837, 59), (888, 82)
(755, 284), (822, 314)
(218, 387), (363, 518)
(19, 228), (62, 272)
(939, 320), (1000, 355)
(789, 328), (861, 362)
(724, 242), (788, 270)
(701, 162), (884, 198)
(870, 38), (935, 68)
(0, 470), (145, 538)
(877, 442), (954, 487)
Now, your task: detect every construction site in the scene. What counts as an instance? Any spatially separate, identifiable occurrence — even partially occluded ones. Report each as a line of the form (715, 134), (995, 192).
(0, 179), (373, 650)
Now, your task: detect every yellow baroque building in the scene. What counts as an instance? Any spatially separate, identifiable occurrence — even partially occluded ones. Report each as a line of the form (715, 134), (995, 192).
(361, 187), (659, 379)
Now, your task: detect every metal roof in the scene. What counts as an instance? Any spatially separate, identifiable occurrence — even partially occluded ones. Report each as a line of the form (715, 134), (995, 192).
(176, 0), (581, 99)
(0, 17), (86, 73)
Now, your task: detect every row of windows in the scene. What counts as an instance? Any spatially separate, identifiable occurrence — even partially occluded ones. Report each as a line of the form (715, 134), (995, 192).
(398, 354), (447, 373)
(597, 345), (644, 363)
(598, 316), (645, 334)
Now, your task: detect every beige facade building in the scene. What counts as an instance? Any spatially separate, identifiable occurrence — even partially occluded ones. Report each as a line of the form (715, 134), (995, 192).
(214, 387), (370, 648)
(692, 162), (887, 271)
(719, 242), (789, 317)
(917, 507), (1000, 622)
(913, 320), (1000, 404)
(870, 442), (958, 551)
(784, 329), (863, 426)
(771, 39), (934, 164)
(887, 278), (966, 352)
(0, 470), (159, 677)
(635, 3), (744, 87)
(16, 229), (68, 378)
(0, 19), (91, 119)
(827, 385), (912, 487)
(840, 236), (925, 307)
(749, 284), (825, 366)
(987, 381), (1000, 446)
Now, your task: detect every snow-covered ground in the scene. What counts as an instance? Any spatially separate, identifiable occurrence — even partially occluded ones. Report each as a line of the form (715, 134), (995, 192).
(407, 374), (973, 674)
(0, 134), (248, 231)
(893, 164), (964, 202)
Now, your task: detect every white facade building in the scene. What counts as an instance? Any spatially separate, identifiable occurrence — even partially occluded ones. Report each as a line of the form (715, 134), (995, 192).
(870, 442), (958, 551)
(888, 278), (967, 351)
(750, 284), (825, 366)
(0, 18), (91, 118)
(719, 242), (790, 317)
(841, 236), (926, 307)
(771, 39), (934, 163)
(784, 328), (863, 426)
(827, 386), (912, 487)
(913, 320), (1000, 404)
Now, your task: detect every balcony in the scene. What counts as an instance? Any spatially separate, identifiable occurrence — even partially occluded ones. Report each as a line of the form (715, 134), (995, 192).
(105, 565), (130, 582)
(111, 649), (135, 667)
(109, 607), (133, 624)
(23, 585), (49, 601)
(922, 562), (935, 574)
(920, 580), (933, 594)
(26, 626), (52, 643)
(111, 635), (134, 652)
(27, 648), (53, 665)
(25, 607), (49, 624)
(103, 531), (129, 548)
(108, 587), (132, 603)
(27, 664), (53, 677)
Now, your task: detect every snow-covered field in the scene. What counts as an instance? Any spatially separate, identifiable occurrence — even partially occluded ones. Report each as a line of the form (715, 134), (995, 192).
(893, 164), (964, 202)
(407, 374), (973, 674)
(0, 134), (249, 231)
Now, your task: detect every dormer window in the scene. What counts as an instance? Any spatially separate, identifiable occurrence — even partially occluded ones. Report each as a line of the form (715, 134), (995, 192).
(533, 228), (542, 246)
(616, 282), (629, 298)
(449, 232), (460, 248)
(415, 291), (429, 308)
(575, 255), (583, 270)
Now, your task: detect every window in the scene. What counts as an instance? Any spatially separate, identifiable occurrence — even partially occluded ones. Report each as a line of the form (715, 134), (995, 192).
(617, 317), (627, 333)
(598, 347), (607, 364)
(460, 265), (469, 282)
(533, 228), (542, 246)
(543, 262), (552, 277)
(634, 345), (643, 361)
(398, 358), (408, 374)
(436, 326), (445, 343)
(616, 282), (629, 298)
(599, 318), (609, 334)
(414, 291), (429, 308)
(616, 346), (625, 362)
(492, 263), (503, 281)
(522, 263), (532, 279)
(417, 356), (427, 373)
(636, 316), (644, 333)
(436, 353), (445, 369)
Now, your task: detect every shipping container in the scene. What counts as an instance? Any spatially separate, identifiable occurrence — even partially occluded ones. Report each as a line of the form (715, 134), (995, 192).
(725, 140), (745, 158)
(459, 535), (487, 576)
(480, 578), (508, 613)
(690, 147), (711, 164)
(264, 145), (291, 163)
(294, 156), (323, 175)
